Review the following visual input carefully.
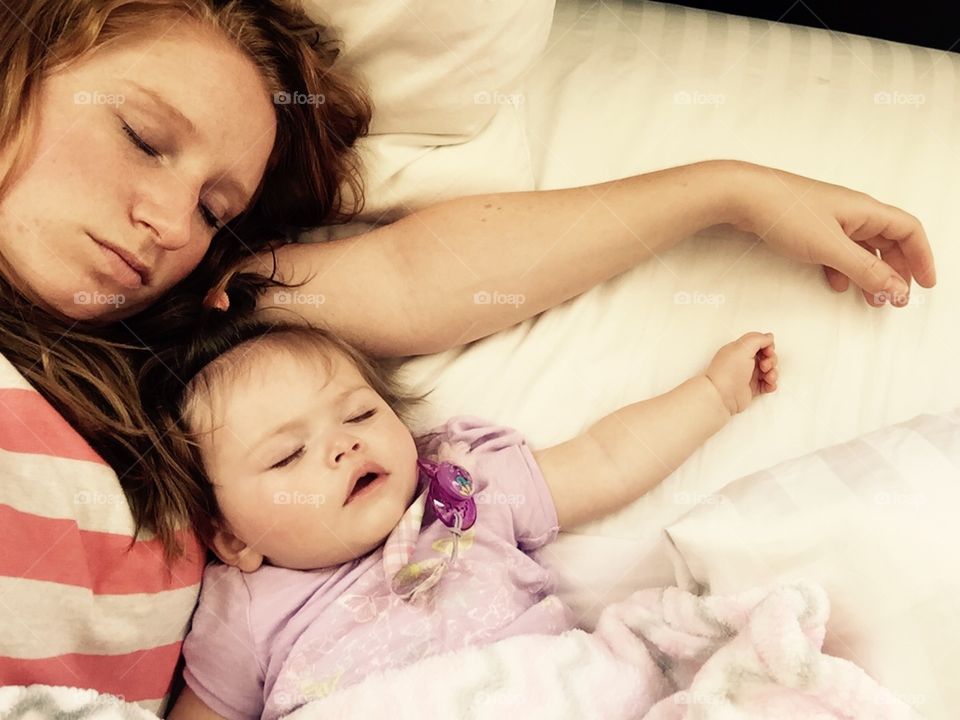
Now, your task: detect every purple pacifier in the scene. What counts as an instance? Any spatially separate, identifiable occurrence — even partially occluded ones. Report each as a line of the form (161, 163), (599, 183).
(417, 458), (477, 532)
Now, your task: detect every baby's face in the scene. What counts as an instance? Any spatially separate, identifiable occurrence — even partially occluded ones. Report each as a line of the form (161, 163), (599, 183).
(194, 348), (420, 571)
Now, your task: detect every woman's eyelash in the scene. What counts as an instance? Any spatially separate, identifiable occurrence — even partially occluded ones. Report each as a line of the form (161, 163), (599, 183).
(121, 120), (159, 158)
(348, 409), (377, 423)
(121, 120), (222, 231)
(270, 446), (305, 470)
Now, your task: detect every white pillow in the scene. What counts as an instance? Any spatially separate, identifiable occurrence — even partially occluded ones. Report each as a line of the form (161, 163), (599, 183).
(663, 409), (960, 720)
(301, 0), (556, 223)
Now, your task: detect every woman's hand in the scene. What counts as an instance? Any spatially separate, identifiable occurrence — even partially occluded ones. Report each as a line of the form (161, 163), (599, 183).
(705, 332), (778, 416)
(730, 163), (936, 307)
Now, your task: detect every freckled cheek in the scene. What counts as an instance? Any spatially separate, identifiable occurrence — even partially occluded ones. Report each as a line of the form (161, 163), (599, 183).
(170, 240), (209, 277)
(150, 238), (211, 293)
(49, 125), (122, 198)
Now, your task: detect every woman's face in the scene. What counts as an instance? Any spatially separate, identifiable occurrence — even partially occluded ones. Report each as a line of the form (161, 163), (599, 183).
(0, 21), (277, 321)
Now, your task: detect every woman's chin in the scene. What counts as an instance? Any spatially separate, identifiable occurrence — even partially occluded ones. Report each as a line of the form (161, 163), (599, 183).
(52, 290), (144, 323)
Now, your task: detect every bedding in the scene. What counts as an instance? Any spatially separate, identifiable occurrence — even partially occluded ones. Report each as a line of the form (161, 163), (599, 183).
(390, 0), (960, 639)
(284, 581), (918, 719)
(663, 408), (960, 720)
(301, 0), (555, 226)
(1, 581), (920, 719)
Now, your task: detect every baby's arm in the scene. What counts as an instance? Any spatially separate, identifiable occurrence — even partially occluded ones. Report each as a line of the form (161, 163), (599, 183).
(535, 332), (778, 529)
(166, 686), (226, 720)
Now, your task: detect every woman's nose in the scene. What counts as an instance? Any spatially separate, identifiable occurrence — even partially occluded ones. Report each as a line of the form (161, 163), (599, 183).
(131, 176), (196, 251)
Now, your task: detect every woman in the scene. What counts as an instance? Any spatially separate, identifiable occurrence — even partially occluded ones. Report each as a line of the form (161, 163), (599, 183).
(0, 0), (935, 713)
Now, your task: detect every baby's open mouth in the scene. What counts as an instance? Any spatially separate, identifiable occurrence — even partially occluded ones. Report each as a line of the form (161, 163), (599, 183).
(346, 472), (381, 502)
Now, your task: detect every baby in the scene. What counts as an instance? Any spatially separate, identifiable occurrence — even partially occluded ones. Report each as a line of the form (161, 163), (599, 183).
(165, 317), (778, 720)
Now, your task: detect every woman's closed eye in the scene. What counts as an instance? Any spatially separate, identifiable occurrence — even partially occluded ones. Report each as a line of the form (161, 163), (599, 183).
(120, 120), (223, 230)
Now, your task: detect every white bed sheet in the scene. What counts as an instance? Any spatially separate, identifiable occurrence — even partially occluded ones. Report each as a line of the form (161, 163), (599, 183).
(396, 0), (960, 635)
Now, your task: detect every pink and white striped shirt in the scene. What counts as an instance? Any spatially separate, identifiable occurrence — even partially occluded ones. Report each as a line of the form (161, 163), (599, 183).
(0, 354), (205, 715)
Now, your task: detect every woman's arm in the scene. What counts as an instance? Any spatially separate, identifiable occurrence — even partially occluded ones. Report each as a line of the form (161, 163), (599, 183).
(255, 159), (933, 359)
(255, 160), (744, 358)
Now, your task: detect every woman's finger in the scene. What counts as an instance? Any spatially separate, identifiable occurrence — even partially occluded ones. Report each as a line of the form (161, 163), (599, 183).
(844, 200), (934, 290)
(872, 242), (913, 306)
(823, 265), (850, 292)
(875, 202), (936, 288)
(830, 233), (907, 306)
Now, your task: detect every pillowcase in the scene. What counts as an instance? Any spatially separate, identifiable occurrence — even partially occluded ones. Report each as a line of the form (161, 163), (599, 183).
(663, 409), (960, 720)
(300, 0), (556, 224)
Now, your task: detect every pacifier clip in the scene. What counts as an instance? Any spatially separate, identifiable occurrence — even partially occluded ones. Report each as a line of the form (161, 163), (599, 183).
(382, 459), (477, 604)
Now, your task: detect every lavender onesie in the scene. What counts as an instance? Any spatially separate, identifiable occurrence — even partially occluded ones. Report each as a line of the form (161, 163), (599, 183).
(182, 416), (578, 719)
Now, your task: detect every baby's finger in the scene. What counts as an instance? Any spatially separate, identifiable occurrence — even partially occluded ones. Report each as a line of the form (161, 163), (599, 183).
(762, 370), (779, 392)
(737, 332), (775, 355)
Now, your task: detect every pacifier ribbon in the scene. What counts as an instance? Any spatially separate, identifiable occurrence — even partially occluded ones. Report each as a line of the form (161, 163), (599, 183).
(382, 457), (477, 605)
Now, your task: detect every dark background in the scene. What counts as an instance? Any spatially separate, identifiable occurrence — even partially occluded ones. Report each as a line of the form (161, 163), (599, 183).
(664, 0), (959, 53)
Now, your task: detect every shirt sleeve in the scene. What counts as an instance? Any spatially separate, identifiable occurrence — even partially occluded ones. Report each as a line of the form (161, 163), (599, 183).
(182, 563), (265, 720)
(416, 415), (559, 551)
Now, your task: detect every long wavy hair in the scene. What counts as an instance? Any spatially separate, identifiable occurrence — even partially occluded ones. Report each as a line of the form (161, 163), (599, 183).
(0, 0), (373, 560)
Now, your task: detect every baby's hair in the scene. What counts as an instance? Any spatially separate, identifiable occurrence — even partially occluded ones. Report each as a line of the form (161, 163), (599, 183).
(142, 285), (430, 550)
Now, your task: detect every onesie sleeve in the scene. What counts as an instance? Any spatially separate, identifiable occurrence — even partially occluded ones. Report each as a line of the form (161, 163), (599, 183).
(415, 415), (559, 551)
(181, 563), (265, 720)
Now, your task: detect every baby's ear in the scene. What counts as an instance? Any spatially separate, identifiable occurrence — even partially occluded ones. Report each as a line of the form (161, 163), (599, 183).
(211, 524), (264, 573)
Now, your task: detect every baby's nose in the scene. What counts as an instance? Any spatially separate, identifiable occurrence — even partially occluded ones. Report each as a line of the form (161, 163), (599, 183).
(332, 439), (362, 465)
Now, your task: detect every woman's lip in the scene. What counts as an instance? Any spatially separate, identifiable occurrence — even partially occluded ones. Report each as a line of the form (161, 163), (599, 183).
(92, 237), (144, 290)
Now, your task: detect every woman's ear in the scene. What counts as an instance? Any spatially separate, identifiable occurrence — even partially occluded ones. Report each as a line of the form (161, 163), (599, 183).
(211, 523), (264, 573)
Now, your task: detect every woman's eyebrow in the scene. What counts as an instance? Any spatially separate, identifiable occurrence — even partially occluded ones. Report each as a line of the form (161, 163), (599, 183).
(125, 81), (256, 213)
(126, 81), (197, 136)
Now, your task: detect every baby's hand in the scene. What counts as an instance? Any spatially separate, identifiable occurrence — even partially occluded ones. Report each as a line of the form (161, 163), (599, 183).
(704, 332), (778, 416)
